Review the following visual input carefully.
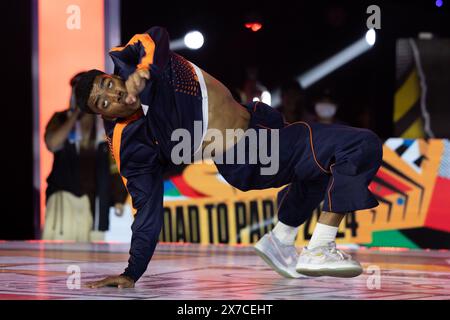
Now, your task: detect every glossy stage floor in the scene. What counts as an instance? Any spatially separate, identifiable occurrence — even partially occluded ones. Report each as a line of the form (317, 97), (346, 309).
(0, 241), (449, 300)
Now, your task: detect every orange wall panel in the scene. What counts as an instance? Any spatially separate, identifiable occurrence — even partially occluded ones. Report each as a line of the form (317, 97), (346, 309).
(37, 0), (105, 228)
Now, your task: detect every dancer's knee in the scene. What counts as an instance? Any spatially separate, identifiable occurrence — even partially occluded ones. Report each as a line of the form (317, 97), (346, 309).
(359, 129), (383, 167)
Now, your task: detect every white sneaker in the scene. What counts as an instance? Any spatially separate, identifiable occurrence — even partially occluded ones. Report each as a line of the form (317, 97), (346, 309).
(254, 232), (302, 279)
(295, 242), (363, 278)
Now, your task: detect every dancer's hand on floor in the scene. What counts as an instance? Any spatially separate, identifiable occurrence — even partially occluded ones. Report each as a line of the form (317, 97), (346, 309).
(85, 275), (135, 289)
(125, 69), (150, 104)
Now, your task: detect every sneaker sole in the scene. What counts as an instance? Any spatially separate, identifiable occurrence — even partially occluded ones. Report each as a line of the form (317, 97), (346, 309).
(295, 266), (363, 278)
(254, 246), (300, 279)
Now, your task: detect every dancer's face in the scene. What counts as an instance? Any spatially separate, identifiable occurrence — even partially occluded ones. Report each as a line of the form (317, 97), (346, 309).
(87, 74), (141, 119)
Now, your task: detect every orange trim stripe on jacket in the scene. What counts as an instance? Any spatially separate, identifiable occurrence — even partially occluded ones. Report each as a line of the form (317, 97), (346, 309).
(111, 34), (156, 70)
(112, 121), (128, 188)
(111, 111), (144, 215)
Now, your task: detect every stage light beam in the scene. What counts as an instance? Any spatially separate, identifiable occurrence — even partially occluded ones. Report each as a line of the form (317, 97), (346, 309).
(298, 29), (377, 88)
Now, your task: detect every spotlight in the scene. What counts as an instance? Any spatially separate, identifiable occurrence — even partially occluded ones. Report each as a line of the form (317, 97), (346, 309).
(365, 29), (376, 46)
(184, 31), (204, 50)
(261, 91), (271, 105)
(244, 12), (263, 32)
(436, 0), (443, 8)
(245, 22), (263, 32)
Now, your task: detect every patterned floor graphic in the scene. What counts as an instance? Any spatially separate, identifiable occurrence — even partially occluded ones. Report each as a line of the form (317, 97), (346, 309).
(0, 241), (449, 300)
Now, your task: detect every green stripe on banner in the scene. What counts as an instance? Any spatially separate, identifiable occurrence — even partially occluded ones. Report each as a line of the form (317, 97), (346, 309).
(165, 188), (182, 197)
(364, 230), (420, 249)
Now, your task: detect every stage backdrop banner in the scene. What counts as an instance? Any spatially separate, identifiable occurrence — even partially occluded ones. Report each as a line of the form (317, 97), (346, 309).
(151, 139), (450, 249)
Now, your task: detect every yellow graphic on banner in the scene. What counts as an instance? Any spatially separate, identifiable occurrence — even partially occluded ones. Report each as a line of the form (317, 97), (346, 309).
(355, 140), (443, 233)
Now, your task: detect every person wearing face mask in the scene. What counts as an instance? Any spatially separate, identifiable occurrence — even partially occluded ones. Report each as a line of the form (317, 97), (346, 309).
(315, 99), (337, 124)
(313, 92), (346, 125)
(42, 72), (128, 242)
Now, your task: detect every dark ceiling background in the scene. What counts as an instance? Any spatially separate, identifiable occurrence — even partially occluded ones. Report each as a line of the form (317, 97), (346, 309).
(121, 0), (450, 136)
